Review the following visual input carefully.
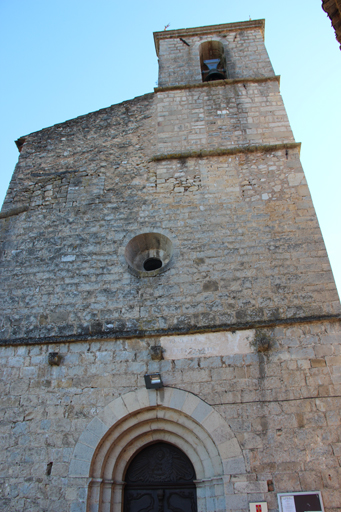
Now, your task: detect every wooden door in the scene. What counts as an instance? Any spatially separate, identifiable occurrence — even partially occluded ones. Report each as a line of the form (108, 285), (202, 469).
(123, 442), (197, 512)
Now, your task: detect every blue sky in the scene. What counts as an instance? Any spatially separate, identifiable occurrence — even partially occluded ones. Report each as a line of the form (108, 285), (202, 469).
(1, 0), (340, 295)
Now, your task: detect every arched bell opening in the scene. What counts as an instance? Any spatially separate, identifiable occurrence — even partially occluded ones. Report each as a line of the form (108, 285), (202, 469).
(199, 40), (227, 82)
(123, 441), (197, 512)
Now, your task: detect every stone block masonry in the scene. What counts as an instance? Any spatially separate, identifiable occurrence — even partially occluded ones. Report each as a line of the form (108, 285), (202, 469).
(155, 79), (294, 155)
(0, 322), (340, 510)
(0, 19), (340, 512)
(0, 90), (339, 341)
(155, 20), (274, 87)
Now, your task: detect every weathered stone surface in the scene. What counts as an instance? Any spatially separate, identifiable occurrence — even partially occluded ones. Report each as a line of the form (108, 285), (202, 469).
(0, 19), (340, 512)
(161, 330), (254, 360)
(0, 115), (338, 342)
(154, 20), (274, 87)
(1, 22), (339, 343)
(0, 322), (339, 509)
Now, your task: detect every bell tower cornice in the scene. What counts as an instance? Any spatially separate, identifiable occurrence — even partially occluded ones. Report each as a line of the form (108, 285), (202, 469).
(153, 19), (265, 55)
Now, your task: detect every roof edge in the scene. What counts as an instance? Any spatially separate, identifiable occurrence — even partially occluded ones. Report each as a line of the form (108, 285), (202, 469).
(14, 92), (154, 141)
(153, 19), (265, 55)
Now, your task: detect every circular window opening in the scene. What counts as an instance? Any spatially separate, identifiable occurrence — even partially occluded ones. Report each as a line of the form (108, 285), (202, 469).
(125, 233), (173, 277)
(143, 257), (163, 272)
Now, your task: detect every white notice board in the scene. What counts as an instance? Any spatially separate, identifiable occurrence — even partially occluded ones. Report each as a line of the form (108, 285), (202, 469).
(278, 492), (324, 512)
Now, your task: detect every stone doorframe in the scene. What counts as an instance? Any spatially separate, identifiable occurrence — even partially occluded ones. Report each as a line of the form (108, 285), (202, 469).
(68, 387), (246, 512)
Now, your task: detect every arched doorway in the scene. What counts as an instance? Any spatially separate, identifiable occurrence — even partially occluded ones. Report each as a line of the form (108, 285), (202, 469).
(69, 388), (245, 511)
(123, 442), (197, 512)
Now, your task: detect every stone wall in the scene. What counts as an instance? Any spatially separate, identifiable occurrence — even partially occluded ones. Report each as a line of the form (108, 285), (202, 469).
(155, 80), (294, 155)
(155, 21), (274, 87)
(1, 19), (340, 512)
(1, 93), (155, 216)
(0, 87), (339, 342)
(0, 321), (340, 511)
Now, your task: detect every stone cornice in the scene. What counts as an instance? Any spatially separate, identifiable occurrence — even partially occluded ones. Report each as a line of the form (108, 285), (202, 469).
(0, 314), (339, 347)
(0, 205), (29, 219)
(151, 142), (301, 163)
(153, 19), (265, 55)
(154, 75), (280, 93)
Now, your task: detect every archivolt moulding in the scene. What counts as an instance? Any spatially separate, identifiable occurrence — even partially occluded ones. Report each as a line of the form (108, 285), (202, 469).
(68, 387), (246, 512)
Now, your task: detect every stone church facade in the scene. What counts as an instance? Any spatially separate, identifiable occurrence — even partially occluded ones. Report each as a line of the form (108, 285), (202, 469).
(0, 19), (340, 512)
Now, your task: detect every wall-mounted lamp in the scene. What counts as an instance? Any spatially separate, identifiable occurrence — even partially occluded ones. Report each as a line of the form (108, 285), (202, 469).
(144, 373), (163, 389)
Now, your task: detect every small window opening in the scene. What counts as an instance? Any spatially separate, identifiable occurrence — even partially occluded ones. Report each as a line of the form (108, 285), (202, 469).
(46, 462), (53, 476)
(200, 41), (227, 82)
(143, 257), (163, 271)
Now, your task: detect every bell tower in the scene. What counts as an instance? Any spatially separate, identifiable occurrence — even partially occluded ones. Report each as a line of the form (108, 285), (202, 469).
(154, 20), (275, 87)
(148, 20), (337, 329)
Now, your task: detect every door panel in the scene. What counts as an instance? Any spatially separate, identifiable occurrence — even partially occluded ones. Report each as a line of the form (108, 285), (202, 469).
(123, 443), (197, 512)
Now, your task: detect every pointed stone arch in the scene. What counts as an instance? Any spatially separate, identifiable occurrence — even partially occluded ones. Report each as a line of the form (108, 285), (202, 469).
(68, 387), (246, 512)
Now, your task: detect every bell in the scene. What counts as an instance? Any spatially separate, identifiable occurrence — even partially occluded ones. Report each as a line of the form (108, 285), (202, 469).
(203, 59), (226, 82)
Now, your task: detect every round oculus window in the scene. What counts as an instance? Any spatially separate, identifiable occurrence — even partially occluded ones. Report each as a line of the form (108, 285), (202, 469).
(125, 233), (173, 277)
